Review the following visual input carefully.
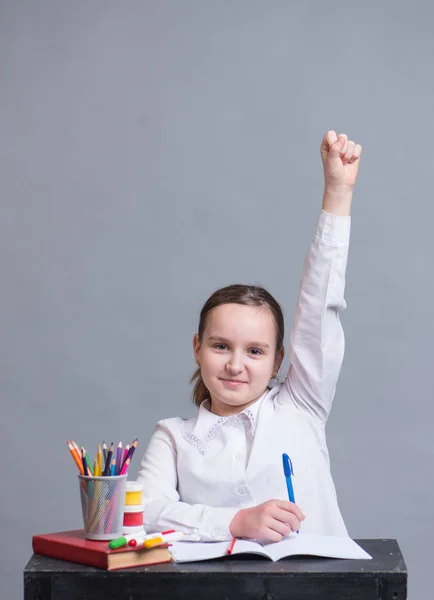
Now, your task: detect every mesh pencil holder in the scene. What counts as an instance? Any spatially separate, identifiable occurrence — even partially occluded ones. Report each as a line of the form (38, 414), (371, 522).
(78, 474), (127, 540)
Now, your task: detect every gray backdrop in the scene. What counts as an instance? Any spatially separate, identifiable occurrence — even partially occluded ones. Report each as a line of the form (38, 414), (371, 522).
(1, 1), (432, 598)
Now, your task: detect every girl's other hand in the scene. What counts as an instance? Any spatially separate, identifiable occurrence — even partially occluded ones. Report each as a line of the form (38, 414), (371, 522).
(320, 130), (362, 194)
(229, 499), (305, 542)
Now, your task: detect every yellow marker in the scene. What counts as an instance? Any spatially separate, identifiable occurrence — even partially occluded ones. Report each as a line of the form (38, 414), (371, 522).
(143, 531), (184, 549)
(143, 536), (163, 549)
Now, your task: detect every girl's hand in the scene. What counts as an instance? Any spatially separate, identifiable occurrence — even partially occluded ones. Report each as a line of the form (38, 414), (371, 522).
(320, 130), (362, 194)
(229, 499), (305, 542)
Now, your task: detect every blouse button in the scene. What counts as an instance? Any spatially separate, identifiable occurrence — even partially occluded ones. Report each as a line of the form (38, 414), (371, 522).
(230, 417), (239, 427)
(237, 485), (248, 495)
(234, 453), (242, 460)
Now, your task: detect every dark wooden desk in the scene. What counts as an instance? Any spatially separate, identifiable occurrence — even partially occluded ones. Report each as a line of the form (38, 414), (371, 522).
(24, 538), (407, 600)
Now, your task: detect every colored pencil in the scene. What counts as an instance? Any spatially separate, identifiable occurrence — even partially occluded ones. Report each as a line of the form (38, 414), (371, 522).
(121, 445), (129, 469)
(96, 444), (103, 476)
(67, 441), (84, 474)
(102, 441), (108, 464)
(123, 438), (138, 466)
(115, 441), (122, 475)
(128, 438), (138, 463)
(103, 442), (114, 476)
(83, 448), (94, 475)
(81, 447), (89, 476)
(87, 479), (102, 531)
(71, 440), (83, 470)
(227, 537), (236, 555)
(68, 437), (137, 478)
(120, 456), (130, 475)
(71, 440), (81, 457)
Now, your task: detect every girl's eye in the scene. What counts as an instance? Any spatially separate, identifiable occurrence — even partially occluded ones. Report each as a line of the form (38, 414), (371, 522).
(214, 343), (228, 350)
(249, 348), (262, 356)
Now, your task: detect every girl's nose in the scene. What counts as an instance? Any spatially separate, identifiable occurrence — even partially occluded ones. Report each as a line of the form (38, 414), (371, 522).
(226, 352), (243, 373)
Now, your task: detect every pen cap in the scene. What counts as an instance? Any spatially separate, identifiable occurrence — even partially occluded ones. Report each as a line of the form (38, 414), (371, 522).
(109, 537), (127, 550)
(282, 453), (293, 477)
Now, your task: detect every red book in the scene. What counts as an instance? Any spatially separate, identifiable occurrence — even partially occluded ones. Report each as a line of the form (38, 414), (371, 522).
(32, 529), (171, 571)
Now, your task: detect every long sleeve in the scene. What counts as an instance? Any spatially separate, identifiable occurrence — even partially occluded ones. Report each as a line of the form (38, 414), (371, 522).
(282, 210), (351, 422)
(136, 422), (239, 541)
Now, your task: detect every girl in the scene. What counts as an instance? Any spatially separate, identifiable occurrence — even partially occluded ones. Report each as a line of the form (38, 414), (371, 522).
(137, 130), (362, 542)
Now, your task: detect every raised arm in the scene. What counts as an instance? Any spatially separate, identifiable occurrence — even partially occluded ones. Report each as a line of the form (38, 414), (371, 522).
(282, 131), (362, 422)
(136, 422), (238, 541)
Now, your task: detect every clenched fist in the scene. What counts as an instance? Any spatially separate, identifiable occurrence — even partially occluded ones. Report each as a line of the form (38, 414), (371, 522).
(321, 130), (362, 193)
(320, 130), (362, 216)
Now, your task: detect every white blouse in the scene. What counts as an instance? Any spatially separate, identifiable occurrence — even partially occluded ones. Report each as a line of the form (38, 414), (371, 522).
(137, 210), (351, 541)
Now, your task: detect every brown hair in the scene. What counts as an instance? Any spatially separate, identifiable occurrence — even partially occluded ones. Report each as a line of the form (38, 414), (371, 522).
(190, 284), (284, 407)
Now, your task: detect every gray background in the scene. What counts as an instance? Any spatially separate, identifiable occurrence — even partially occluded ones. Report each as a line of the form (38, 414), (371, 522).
(0, 1), (432, 598)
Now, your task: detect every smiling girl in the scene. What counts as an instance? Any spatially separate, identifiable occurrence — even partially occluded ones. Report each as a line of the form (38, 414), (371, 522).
(137, 130), (362, 542)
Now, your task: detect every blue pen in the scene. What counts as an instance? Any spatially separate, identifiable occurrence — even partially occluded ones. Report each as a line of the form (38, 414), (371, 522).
(282, 453), (298, 534)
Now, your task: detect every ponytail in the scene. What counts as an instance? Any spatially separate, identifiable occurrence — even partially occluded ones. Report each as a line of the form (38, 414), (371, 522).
(190, 366), (210, 407)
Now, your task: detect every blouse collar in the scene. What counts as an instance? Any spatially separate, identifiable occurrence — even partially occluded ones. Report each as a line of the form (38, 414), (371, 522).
(181, 390), (268, 454)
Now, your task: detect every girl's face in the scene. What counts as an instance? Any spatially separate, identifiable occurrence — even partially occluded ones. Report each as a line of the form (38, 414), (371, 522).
(193, 303), (284, 416)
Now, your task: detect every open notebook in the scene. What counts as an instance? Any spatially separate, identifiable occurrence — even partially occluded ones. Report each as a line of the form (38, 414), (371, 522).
(169, 533), (372, 563)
